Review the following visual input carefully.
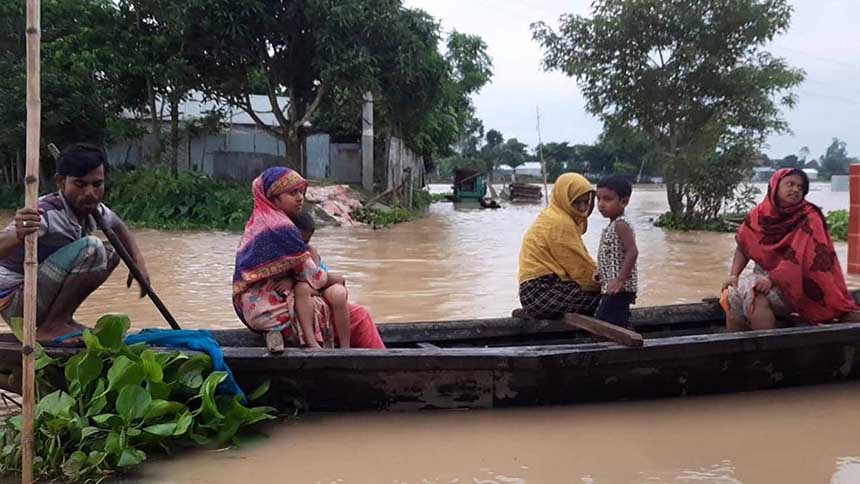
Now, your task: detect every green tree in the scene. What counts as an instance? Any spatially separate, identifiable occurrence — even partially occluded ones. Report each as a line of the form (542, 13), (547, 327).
(497, 138), (529, 171)
(540, 141), (577, 181)
(820, 138), (850, 178)
(404, 31), (493, 160)
(0, 0), (126, 182)
(775, 154), (801, 169)
(532, 0), (805, 220)
(185, 0), (403, 170)
(309, 14), (492, 185)
(799, 146), (811, 164)
(485, 129), (504, 149)
(116, 0), (200, 171)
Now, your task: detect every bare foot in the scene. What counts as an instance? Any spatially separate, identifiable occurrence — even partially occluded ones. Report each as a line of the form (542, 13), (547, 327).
(65, 320), (87, 331)
(511, 308), (535, 320)
(839, 311), (860, 323)
(35, 321), (85, 344)
(265, 331), (284, 354)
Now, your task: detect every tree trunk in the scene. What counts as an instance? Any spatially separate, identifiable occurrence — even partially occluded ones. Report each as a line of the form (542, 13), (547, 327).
(665, 177), (684, 215)
(284, 125), (302, 174)
(169, 95), (180, 175)
(147, 76), (162, 164)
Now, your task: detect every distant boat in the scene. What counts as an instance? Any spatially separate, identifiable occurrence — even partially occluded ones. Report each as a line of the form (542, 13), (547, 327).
(446, 169), (488, 202)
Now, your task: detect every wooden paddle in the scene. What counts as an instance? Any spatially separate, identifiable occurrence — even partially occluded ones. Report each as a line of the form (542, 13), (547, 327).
(48, 143), (182, 330)
(563, 313), (644, 347)
(92, 211), (181, 330)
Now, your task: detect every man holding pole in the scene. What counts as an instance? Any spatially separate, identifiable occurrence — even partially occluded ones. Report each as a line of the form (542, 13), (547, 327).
(0, 143), (150, 343)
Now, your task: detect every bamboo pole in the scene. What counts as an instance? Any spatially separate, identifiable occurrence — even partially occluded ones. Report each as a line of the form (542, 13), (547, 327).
(22, 0), (41, 481)
(536, 106), (549, 207)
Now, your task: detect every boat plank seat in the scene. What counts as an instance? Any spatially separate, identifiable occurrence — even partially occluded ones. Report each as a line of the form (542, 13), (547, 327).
(562, 313), (644, 347)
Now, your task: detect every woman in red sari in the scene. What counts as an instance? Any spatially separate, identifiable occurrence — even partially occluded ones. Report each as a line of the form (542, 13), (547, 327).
(722, 168), (859, 330)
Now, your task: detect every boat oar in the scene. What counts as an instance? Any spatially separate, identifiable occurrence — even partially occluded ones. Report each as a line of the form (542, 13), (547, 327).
(48, 143), (181, 330)
(92, 211), (182, 330)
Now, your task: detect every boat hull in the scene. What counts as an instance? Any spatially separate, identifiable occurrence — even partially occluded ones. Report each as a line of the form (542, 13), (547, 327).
(1, 300), (859, 411)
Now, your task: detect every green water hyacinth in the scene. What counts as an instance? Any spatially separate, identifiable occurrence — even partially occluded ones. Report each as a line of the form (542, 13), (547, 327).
(0, 315), (275, 482)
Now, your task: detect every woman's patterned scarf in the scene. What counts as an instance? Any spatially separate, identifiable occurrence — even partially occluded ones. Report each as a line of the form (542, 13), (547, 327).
(736, 168), (856, 323)
(232, 167), (309, 299)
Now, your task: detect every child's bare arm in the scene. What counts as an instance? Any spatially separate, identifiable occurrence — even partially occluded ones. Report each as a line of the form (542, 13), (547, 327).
(309, 245), (321, 265)
(607, 220), (638, 294)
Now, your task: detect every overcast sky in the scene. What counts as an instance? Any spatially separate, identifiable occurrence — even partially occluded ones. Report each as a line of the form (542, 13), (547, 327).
(403, 0), (860, 160)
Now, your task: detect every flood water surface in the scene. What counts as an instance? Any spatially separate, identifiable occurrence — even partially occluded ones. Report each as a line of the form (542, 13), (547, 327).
(133, 383), (860, 484)
(68, 183), (856, 327)
(4, 183), (858, 483)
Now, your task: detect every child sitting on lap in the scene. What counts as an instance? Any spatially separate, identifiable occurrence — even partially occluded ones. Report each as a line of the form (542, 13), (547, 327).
(287, 211), (350, 349)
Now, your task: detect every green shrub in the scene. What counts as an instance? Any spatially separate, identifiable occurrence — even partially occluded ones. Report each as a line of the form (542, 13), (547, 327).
(351, 206), (415, 228)
(106, 166), (252, 231)
(654, 211), (734, 232)
(0, 315), (275, 482)
(827, 210), (848, 241)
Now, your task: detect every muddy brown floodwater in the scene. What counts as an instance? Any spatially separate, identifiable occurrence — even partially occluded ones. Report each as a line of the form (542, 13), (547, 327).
(3, 183), (858, 483)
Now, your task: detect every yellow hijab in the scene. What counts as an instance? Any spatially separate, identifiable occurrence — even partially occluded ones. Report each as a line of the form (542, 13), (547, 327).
(517, 173), (598, 290)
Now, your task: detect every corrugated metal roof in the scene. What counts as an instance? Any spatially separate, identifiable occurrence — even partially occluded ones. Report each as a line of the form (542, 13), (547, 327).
(122, 91), (289, 127)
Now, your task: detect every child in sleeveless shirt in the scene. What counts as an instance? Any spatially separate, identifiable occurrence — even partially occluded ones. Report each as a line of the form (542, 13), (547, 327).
(594, 176), (639, 328)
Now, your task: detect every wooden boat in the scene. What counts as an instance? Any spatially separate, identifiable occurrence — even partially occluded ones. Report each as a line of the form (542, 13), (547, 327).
(445, 169), (488, 202)
(2, 298), (860, 412)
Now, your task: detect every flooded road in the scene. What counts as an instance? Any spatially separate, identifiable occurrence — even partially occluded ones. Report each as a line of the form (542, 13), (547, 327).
(4, 182), (858, 483)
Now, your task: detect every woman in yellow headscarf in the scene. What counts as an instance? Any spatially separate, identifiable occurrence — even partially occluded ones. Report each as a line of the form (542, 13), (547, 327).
(517, 173), (600, 318)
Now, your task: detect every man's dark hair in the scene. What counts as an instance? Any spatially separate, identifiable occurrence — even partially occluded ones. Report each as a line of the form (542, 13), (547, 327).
(57, 143), (107, 177)
(785, 168), (810, 195)
(596, 175), (633, 199)
(292, 211), (316, 235)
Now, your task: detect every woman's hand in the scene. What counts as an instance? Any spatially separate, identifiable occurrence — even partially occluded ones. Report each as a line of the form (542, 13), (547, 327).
(753, 276), (772, 294)
(722, 275), (738, 291)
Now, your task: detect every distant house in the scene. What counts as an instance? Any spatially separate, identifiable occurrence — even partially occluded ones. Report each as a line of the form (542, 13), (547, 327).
(106, 92), (412, 186)
(107, 92), (288, 179)
(803, 168), (819, 181)
(516, 162), (544, 178)
(495, 164), (514, 178)
(494, 162), (544, 180)
(751, 166), (775, 182)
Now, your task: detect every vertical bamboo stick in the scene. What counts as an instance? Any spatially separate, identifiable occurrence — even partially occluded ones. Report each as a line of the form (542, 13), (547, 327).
(536, 106), (549, 207)
(22, 0), (41, 482)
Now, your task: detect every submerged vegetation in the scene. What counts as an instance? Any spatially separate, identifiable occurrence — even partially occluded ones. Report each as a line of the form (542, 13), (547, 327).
(0, 315), (275, 482)
(351, 188), (434, 228)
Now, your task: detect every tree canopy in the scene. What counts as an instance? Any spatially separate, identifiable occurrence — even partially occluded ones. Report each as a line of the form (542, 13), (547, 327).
(533, 0), (805, 220)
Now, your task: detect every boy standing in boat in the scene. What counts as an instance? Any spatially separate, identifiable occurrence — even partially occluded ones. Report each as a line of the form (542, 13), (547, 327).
(594, 176), (638, 328)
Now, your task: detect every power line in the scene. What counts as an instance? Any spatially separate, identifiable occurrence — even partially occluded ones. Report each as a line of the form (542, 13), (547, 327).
(771, 45), (860, 72)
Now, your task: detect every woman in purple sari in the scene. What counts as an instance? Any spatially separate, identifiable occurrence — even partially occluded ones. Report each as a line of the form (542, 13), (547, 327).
(232, 167), (385, 352)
